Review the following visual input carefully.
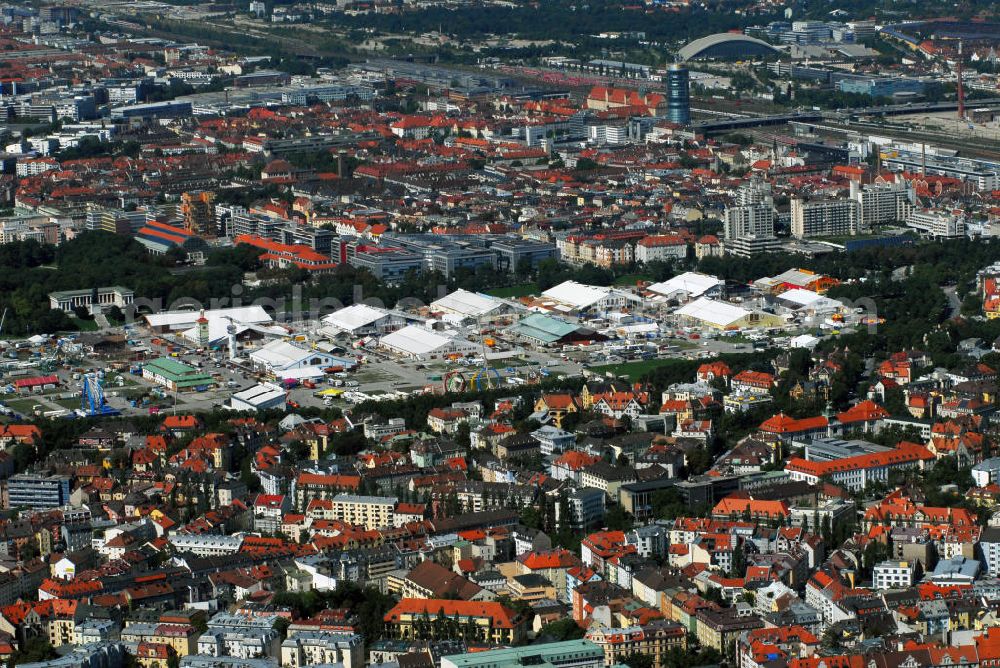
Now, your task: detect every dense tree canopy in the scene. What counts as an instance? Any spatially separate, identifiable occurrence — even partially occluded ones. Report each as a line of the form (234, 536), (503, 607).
(327, 0), (773, 44)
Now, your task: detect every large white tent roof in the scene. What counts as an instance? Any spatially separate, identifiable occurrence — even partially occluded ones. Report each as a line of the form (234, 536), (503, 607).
(776, 288), (842, 311)
(647, 272), (723, 299)
(380, 325), (453, 356)
(541, 280), (611, 310)
(144, 306), (272, 330)
(790, 334), (820, 349)
(321, 303), (390, 333)
(776, 288), (824, 306)
(249, 339), (317, 369)
(431, 289), (505, 318)
(674, 297), (750, 327)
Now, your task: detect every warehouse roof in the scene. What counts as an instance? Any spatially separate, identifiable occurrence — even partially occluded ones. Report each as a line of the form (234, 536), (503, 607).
(232, 383), (286, 406)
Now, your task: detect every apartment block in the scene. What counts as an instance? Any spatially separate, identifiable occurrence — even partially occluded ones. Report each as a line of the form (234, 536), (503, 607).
(558, 487), (606, 531)
(168, 534), (244, 557)
(635, 235), (687, 263)
(906, 209), (966, 239)
(724, 204), (775, 241)
(293, 472), (361, 510)
(6, 474), (71, 509)
(872, 560), (915, 590)
(196, 613), (281, 659)
(120, 623), (199, 656)
(790, 197), (858, 238)
(329, 493), (398, 530)
(281, 630), (363, 668)
(695, 608), (764, 655)
(851, 180), (913, 228)
(585, 620), (686, 668)
(181, 191), (216, 236)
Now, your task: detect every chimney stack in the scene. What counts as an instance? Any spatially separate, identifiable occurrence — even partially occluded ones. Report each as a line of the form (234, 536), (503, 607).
(957, 41), (966, 121)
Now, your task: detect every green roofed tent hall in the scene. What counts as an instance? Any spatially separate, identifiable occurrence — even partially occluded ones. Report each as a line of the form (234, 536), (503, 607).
(509, 314), (606, 346)
(440, 640), (605, 668)
(142, 357), (217, 392)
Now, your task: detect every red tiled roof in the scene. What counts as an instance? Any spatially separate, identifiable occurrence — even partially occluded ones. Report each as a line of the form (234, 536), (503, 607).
(712, 497), (790, 518)
(759, 413), (828, 434)
(836, 400), (889, 424)
(162, 415), (199, 429)
(638, 234), (686, 247)
(786, 442), (934, 477)
(733, 370), (775, 387)
(0, 424), (40, 442)
(697, 361), (731, 378)
(384, 598), (521, 629)
(296, 472), (361, 489)
(519, 549), (580, 570)
(540, 394), (578, 410)
(553, 451), (601, 471)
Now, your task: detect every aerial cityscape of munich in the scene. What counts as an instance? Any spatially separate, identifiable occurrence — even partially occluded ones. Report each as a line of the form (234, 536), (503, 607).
(0, 3), (998, 668)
